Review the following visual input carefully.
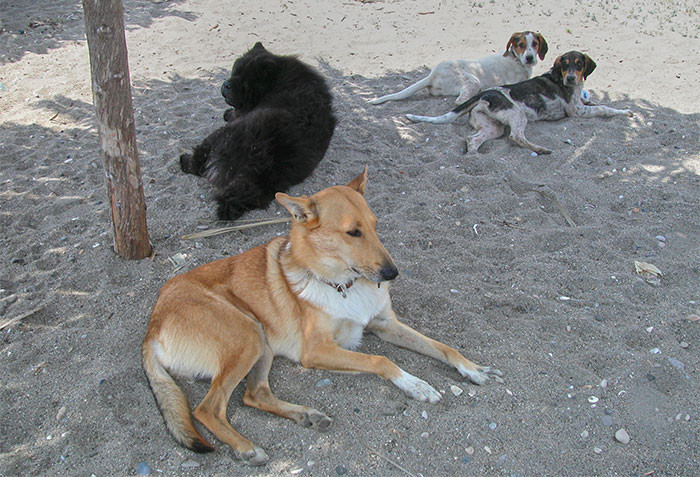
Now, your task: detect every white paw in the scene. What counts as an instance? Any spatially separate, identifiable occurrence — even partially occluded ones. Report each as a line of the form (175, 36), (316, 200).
(457, 364), (503, 385)
(392, 370), (441, 403)
(624, 109), (634, 117)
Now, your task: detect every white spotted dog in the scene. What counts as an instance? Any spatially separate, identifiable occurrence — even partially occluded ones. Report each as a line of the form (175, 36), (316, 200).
(406, 51), (633, 155)
(369, 31), (548, 105)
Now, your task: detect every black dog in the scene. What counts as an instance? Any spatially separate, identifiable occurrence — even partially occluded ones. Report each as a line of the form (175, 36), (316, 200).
(180, 42), (336, 220)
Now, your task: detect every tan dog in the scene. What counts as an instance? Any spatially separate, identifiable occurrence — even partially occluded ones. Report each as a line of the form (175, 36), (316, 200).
(369, 31), (548, 105)
(142, 168), (501, 465)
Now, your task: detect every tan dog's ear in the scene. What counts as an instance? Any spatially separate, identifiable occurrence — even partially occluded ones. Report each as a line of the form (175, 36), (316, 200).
(276, 193), (318, 225)
(536, 33), (548, 60)
(503, 33), (519, 57)
(583, 54), (597, 79)
(346, 165), (368, 195)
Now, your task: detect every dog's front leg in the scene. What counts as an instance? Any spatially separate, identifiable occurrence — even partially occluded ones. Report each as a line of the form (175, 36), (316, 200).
(368, 310), (502, 385)
(300, 334), (441, 403)
(573, 104), (633, 118)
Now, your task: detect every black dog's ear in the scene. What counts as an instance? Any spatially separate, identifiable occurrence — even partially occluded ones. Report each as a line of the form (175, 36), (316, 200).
(583, 54), (597, 79)
(536, 33), (548, 60)
(552, 55), (562, 75)
(256, 57), (280, 82)
(252, 41), (265, 51)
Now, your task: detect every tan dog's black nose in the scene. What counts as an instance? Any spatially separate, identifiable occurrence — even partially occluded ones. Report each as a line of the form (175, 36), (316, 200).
(380, 264), (399, 281)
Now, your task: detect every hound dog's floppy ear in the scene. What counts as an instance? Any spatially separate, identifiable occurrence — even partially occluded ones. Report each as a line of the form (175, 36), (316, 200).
(276, 193), (319, 227)
(583, 54), (597, 79)
(536, 33), (548, 60)
(551, 54), (564, 80)
(503, 32), (521, 57)
(346, 166), (368, 195)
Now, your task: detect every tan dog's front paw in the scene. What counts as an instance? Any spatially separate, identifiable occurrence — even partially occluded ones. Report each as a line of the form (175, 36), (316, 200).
(238, 447), (269, 467)
(392, 370), (441, 403)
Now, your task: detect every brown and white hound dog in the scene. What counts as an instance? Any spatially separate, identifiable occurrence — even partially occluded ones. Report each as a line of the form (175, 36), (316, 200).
(406, 51), (633, 154)
(369, 31), (548, 105)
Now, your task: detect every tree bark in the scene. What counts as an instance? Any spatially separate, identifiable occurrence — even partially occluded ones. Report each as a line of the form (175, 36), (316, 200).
(82, 0), (152, 259)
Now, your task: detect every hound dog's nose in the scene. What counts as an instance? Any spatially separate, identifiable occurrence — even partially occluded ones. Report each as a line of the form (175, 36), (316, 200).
(565, 74), (577, 85)
(525, 54), (535, 64)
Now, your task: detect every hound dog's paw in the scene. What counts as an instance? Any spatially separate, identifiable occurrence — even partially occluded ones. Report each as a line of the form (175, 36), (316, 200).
(623, 109), (634, 117)
(458, 364), (504, 385)
(392, 369), (441, 403)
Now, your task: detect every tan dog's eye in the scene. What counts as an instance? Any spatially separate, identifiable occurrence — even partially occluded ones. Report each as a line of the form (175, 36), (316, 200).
(347, 229), (362, 237)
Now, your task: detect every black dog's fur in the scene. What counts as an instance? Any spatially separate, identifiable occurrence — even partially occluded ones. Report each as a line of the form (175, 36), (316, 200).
(180, 42), (336, 220)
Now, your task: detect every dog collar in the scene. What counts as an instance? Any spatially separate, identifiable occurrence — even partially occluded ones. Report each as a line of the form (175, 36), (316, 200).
(322, 277), (356, 298)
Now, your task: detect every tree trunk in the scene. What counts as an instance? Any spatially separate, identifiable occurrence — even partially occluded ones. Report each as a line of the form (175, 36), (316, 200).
(82, 0), (152, 259)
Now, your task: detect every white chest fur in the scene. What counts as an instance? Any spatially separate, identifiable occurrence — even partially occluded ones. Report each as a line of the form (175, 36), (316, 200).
(291, 273), (391, 350)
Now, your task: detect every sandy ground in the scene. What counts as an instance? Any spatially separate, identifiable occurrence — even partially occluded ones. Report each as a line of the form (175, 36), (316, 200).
(1, 0), (700, 475)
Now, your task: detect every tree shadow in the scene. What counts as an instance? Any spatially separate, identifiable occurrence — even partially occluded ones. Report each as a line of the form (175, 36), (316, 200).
(0, 0), (197, 64)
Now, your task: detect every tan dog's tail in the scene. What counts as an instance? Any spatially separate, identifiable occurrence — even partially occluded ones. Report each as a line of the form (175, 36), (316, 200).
(142, 339), (215, 453)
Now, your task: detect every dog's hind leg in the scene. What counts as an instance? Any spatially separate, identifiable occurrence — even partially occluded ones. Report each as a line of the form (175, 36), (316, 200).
(455, 75), (481, 104)
(506, 114), (551, 155)
(180, 140), (211, 176)
(368, 312), (503, 385)
(192, 317), (269, 466)
(243, 343), (332, 430)
(465, 109), (504, 153)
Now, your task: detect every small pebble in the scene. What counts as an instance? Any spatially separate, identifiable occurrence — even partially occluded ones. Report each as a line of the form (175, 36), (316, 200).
(593, 447), (603, 454)
(450, 385), (464, 396)
(465, 446), (474, 455)
(290, 468), (303, 475)
(315, 378), (332, 388)
(421, 410), (429, 419)
(181, 460), (200, 468)
(650, 348), (661, 354)
(580, 430), (589, 438)
(335, 465), (348, 475)
(600, 379), (607, 389)
(668, 357), (685, 370)
(421, 432), (429, 438)
(687, 314), (700, 322)
(679, 341), (689, 349)
(484, 446), (492, 454)
(531, 152), (538, 157)
(615, 428), (630, 444)
(136, 462), (152, 475)
(655, 235), (666, 242)
(588, 396), (599, 404)
(489, 422), (497, 430)
(56, 406), (67, 422)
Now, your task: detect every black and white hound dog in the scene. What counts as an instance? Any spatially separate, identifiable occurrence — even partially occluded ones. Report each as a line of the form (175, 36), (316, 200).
(369, 31), (547, 105)
(406, 51), (633, 155)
